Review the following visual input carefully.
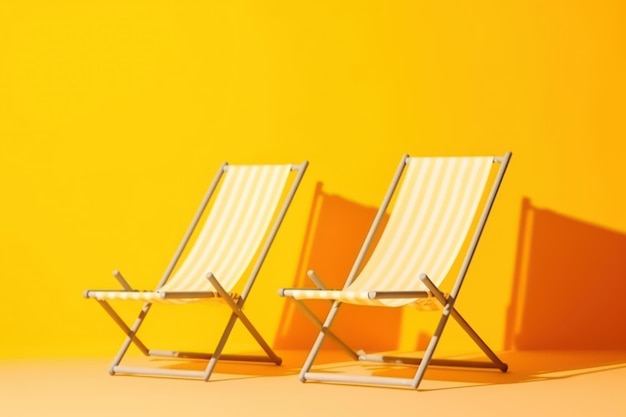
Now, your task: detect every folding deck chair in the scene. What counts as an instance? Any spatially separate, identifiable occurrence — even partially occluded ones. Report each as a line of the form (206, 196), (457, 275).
(85, 161), (307, 380)
(279, 152), (511, 389)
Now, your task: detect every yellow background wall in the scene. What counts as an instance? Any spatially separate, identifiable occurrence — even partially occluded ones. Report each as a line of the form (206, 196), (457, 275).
(1, 0), (625, 358)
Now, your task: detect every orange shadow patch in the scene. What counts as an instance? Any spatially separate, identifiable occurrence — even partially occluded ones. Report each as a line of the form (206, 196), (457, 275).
(506, 198), (626, 350)
(273, 182), (401, 352)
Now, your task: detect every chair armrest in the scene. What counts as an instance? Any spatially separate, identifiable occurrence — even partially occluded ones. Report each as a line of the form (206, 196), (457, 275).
(113, 269), (134, 291)
(307, 269), (328, 290)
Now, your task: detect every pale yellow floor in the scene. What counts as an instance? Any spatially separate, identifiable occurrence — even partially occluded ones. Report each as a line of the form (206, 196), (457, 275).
(1, 350), (624, 416)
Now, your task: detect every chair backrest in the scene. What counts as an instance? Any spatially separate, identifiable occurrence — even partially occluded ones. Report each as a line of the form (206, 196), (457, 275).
(158, 164), (294, 294)
(347, 156), (496, 306)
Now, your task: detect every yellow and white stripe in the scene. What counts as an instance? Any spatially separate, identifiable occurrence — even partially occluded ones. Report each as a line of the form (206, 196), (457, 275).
(284, 156), (493, 307)
(88, 164), (291, 303)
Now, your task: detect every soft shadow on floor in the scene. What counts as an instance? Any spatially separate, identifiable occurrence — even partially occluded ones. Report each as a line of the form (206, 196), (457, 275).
(302, 349), (626, 390)
(131, 348), (626, 388)
(114, 349), (349, 381)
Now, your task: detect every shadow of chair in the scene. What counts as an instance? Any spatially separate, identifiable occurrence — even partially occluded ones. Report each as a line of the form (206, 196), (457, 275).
(402, 197), (626, 389)
(359, 196), (626, 389)
(273, 182), (401, 353)
(506, 197), (626, 351)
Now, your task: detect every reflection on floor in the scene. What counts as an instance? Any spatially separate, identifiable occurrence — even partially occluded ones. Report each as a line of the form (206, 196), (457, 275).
(1, 350), (625, 416)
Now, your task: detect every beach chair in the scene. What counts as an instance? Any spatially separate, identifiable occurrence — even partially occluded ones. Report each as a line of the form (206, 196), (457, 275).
(85, 161), (308, 380)
(279, 153), (511, 389)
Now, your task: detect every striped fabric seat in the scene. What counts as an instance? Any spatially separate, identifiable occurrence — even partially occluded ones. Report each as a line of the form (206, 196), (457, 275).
(87, 165), (292, 304)
(282, 156), (493, 307)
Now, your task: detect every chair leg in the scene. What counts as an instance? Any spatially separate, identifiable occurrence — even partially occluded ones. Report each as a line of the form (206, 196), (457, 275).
(299, 300), (356, 382)
(96, 294), (279, 381)
(202, 274), (282, 381)
(96, 300), (152, 374)
(341, 277), (507, 389)
(448, 307), (508, 371)
(200, 308), (282, 381)
(209, 275), (281, 363)
(419, 274), (507, 372)
(411, 301), (454, 388)
(292, 299), (359, 360)
(202, 312), (238, 381)
(293, 296), (504, 389)
(411, 301), (507, 389)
